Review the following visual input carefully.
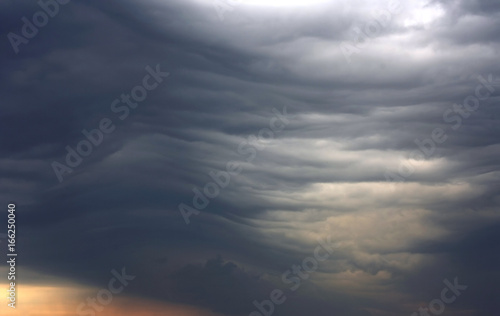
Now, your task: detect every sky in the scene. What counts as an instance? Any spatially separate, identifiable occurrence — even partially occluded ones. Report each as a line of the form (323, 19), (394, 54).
(1, 0), (500, 315)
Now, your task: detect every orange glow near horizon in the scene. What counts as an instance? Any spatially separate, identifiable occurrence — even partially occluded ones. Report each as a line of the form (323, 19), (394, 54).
(0, 283), (224, 316)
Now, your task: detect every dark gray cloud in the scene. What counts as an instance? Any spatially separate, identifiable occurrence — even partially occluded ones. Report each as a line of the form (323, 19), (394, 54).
(1, 0), (500, 315)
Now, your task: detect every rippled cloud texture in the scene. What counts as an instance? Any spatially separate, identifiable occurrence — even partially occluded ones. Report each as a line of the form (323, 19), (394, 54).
(1, 0), (500, 315)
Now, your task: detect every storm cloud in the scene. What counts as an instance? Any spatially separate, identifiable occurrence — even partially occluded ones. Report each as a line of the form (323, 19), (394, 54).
(1, 0), (500, 315)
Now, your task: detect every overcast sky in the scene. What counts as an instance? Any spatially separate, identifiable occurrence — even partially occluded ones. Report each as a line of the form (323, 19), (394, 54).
(1, 0), (500, 315)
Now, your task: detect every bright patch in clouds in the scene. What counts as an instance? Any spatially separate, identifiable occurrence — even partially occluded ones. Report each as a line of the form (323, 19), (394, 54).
(240, 0), (330, 7)
(403, 1), (445, 27)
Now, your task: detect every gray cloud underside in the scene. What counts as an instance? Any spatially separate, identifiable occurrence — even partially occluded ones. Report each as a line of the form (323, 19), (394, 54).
(1, 0), (500, 315)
